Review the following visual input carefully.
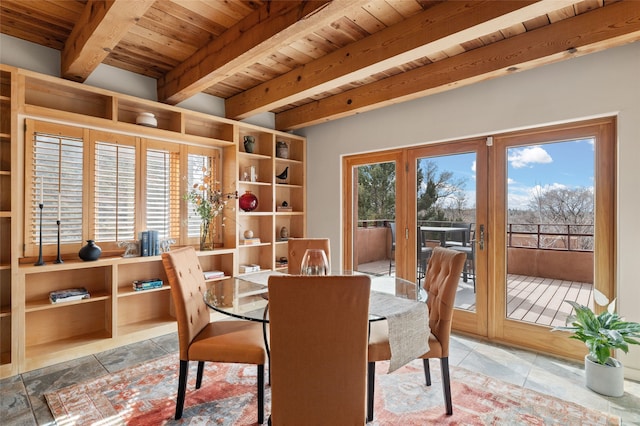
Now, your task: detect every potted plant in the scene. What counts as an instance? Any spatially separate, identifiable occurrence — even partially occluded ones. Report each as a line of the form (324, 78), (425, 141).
(552, 289), (640, 397)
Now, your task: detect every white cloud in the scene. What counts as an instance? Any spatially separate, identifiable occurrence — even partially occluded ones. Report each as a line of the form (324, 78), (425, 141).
(508, 145), (552, 168)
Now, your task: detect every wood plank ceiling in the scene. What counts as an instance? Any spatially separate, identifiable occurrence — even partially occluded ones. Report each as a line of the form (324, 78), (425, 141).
(1, 0), (639, 131)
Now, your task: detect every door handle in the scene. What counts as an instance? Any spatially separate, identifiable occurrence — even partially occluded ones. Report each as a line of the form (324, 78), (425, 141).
(479, 224), (485, 250)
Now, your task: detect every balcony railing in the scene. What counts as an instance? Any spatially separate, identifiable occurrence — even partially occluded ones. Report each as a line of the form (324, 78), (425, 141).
(358, 220), (595, 253)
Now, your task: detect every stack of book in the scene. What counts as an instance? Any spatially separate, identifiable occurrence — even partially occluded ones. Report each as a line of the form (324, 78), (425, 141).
(203, 270), (225, 280)
(50, 288), (90, 304)
(240, 237), (261, 245)
(239, 264), (261, 273)
(132, 278), (163, 291)
(139, 230), (160, 256)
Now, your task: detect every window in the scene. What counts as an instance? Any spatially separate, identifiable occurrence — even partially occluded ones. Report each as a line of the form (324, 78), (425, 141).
(25, 120), (222, 256)
(27, 120), (84, 248)
(94, 139), (136, 242)
(186, 153), (211, 238)
(146, 147), (180, 239)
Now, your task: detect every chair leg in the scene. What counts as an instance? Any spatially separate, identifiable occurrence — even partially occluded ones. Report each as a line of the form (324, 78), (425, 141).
(257, 364), (265, 424)
(440, 357), (453, 415)
(196, 361), (204, 389)
(175, 360), (189, 420)
(422, 358), (431, 386)
(367, 362), (376, 422)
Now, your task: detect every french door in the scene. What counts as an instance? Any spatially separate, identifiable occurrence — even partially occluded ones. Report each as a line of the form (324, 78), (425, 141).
(343, 117), (615, 360)
(488, 118), (615, 357)
(406, 138), (488, 336)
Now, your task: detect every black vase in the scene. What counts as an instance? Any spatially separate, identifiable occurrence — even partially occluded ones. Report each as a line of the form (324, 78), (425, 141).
(79, 240), (102, 261)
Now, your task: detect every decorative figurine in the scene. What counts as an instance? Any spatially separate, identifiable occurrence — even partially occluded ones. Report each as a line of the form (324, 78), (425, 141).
(118, 240), (140, 257)
(243, 135), (255, 153)
(280, 226), (289, 240)
(160, 238), (175, 253)
(276, 166), (288, 183)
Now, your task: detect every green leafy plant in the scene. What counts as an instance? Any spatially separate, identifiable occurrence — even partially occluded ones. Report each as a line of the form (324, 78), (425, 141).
(552, 289), (640, 365)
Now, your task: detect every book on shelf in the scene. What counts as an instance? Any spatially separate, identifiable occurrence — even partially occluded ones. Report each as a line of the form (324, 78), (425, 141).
(239, 264), (261, 273)
(276, 206), (293, 212)
(50, 288), (90, 304)
(203, 270), (225, 280)
(240, 237), (262, 245)
(140, 230), (160, 256)
(132, 278), (163, 291)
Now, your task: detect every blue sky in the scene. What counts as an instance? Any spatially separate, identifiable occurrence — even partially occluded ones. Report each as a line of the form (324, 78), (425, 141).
(419, 138), (595, 210)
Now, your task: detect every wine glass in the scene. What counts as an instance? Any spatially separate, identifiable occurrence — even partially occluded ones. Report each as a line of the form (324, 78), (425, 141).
(300, 249), (330, 275)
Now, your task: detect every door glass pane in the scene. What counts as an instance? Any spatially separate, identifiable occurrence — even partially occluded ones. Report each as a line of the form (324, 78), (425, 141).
(416, 153), (476, 311)
(352, 162), (396, 276)
(506, 139), (594, 326)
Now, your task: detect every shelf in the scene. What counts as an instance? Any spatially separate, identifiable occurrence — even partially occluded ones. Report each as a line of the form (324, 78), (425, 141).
(239, 181), (271, 186)
(238, 242), (270, 248)
(25, 330), (112, 360)
(117, 317), (176, 336)
(118, 286), (170, 297)
(275, 157), (303, 165)
(25, 292), (111, 312)
(204, 276), (231, 283)
(239, 152), (271, 160)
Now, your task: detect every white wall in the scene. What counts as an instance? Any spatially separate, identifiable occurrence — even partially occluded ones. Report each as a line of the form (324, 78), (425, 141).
(299, 41), (640, 379)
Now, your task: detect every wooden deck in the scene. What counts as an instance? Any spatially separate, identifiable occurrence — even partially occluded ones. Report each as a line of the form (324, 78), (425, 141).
(357, 260), (593, 328)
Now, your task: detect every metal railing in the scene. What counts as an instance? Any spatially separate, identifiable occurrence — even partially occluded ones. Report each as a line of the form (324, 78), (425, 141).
(357, 220), (594, 252)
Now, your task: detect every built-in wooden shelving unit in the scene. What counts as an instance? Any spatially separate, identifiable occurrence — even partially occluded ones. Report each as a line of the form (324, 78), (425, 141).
(0, 64), (305, 377)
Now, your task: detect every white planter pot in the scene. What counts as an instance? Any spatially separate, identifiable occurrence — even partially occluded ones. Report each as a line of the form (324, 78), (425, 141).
(584, 354), (624, 397)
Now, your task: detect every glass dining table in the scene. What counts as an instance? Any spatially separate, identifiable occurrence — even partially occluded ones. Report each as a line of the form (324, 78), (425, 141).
(203, 272), (425, 323)
(203, 272), (430, 372)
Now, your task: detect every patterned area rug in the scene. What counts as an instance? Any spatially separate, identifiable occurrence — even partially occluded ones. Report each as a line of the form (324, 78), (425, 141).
(45, 353), (619, 425)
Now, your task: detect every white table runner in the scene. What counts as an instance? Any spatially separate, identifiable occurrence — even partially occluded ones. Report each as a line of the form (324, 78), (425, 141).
(369, 291), (430, 372)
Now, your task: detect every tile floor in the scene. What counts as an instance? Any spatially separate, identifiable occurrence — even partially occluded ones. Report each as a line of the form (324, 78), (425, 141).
(2, 333), (639, 425)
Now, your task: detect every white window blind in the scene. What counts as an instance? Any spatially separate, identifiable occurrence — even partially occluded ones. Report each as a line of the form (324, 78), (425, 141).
(95, 141), (136, 241)
(147, 148), (180, 239)
(186, 153), (210, 237)
(32, 132), (84, 245)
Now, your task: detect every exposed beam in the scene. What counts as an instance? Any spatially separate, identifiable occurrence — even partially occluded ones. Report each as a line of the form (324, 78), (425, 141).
(227, 0), (574, 120)
(61, 0), (154, 82)
(158, 0), (368, 105)
(275, 0), (640, 130)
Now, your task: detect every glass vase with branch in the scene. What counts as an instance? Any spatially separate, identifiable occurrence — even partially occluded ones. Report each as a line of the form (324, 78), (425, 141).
(184, 165), (237, 250)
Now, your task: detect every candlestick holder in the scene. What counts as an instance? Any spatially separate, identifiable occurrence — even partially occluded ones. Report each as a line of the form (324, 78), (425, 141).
(35, 202), (45, 266)
(55, 219), (63, 264)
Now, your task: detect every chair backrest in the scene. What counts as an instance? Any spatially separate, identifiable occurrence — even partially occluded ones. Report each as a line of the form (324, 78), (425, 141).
(423, 247), (466, 357)
(268, 275), (371, 425)
(161, 246), (209, 360)
(287, 238), (331, 274)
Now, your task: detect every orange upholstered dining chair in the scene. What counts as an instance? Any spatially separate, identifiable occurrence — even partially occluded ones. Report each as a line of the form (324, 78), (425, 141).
(267, 275), (371, 425)
(287, 237), (331, 274)
(367, 246), (466, 421)
(161, 246), (266, 423)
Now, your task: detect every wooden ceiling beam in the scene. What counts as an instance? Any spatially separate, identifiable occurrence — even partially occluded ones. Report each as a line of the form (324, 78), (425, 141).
(158, 0), (368, 105)
(275, 0), (640, 130)
(227, 0), (574, 119)
(61, 0), (155, 82)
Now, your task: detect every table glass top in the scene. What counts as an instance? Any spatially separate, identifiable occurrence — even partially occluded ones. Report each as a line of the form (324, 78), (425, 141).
(203, 273), (425, 323)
